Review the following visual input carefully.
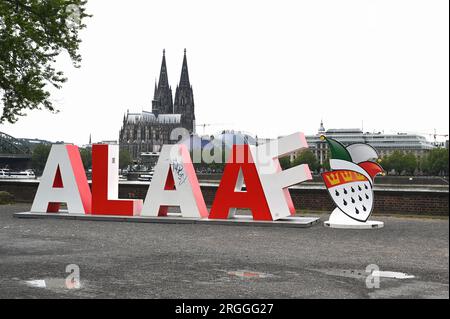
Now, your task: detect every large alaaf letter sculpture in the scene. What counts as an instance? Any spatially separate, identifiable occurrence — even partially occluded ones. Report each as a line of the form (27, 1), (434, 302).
(251, 132), (312, 220)
(209, 144), (273, 220)
(31, 144), (91, 214)
(141, 144), (208, 218)
(91, 144), (143, 216)
(29, 132), (314, 222)
(209, 132), (313, 221)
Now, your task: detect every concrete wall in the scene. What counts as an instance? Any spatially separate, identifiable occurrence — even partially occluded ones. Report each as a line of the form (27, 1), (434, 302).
(1, 180), (448, 216)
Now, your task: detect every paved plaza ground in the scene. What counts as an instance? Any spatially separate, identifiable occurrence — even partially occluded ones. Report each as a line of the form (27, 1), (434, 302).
(0, 204), (448, 298)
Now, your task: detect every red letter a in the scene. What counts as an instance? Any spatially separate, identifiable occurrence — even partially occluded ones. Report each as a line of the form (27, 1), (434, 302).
(209, 145), (272, 221)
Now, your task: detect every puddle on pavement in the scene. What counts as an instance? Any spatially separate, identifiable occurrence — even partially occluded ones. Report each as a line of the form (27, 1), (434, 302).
(227, 270), (274, 279)
(23, 278), (82, 290)
(312, 268), (415, 280)
(25, 280), (46, 288)
(372, 271), (415, 279)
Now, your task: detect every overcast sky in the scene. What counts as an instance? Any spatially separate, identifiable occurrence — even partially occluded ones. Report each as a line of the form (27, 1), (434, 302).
(1, 0), (449, 145)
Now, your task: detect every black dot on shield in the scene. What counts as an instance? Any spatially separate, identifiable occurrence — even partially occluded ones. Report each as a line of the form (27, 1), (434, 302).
(363, 205), (367, 212)
(343, 199), (347, 206)
(365, 184), (368, 190)
(335, 190), (340, 196)
(343, 188), (348, 195)
(365, 194), (369, 199)
(358, 185), (362, 191)
(355, 207), (359, 214)
(358, 195), (362, 201)
(351, 197), (355, 204)
(351, 187), (355, 193)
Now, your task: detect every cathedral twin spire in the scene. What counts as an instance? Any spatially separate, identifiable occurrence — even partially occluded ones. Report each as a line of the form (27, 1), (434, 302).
(178, 48), (190, 88)
(152, 49), (193, 118)
(152, 49), (172, 115)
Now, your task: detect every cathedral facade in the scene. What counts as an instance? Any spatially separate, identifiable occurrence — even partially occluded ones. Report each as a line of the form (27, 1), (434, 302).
(119, 49), (196, 160)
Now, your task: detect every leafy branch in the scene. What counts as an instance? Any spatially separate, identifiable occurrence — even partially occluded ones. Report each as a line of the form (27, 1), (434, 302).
(0, 0), (91, 123)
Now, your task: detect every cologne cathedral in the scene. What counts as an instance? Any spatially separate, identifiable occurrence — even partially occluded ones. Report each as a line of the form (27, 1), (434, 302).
(119, 49), (196, 160)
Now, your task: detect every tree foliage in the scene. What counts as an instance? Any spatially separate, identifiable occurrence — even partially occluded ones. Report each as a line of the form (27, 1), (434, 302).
(292, 149), (319, 172)
(79, 146), (91, 169)
(279, 156), (291, 170)
(119, 148), (132, 169)
(403, 152), (417, 175)
(381, 151), (422, 175)
(0, 0), (90, 123)
(320, 150), (331, 172)
(31, 143), (51, 173)
(381, 151), (418, 175)
(422, 148), (449, 176)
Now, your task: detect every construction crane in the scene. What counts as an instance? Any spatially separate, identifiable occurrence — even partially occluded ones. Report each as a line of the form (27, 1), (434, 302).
(419, 129), (449, 145)
(431, 129), (448, 144)
(408, 129), (449, 145)
(195, 123), (230, 135)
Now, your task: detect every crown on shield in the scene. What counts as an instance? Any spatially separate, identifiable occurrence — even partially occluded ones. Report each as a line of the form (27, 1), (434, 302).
(326, 173), (341, 186)
(341, 171), (354, 182)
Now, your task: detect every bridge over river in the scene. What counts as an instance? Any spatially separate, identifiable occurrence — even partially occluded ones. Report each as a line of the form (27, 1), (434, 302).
(0, 131), (32, 169)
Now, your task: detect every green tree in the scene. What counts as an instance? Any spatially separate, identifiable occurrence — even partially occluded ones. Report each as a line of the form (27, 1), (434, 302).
(383, 151), (403, 175)
(380, 155), (392, 174)
(31, 143), (51, 173)
(79, 147), (91, 170)
(321, 150), (331, 172)
(423, 148), (449, 176)
(321, 160), (330, 171)
(382, 151), (418, 175)
(119, 149), (132, 169)
(279, 156), (291, 170)
(0, 0), (91, 123)
(403, 152), (417, 175)
(292, 149), (319, 172)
